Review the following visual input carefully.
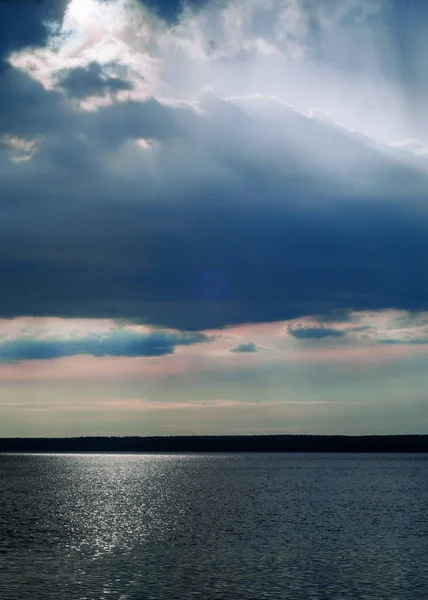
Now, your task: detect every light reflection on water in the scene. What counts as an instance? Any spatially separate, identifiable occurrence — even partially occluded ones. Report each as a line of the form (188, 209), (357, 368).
(1, 453), (428, 599)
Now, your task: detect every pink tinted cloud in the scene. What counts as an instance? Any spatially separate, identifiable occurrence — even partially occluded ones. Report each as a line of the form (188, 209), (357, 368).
(0, 336), (426, 384)
(289, 343), (428, 364)
(0, 397), (343, 412)
(1, 313), (428, 385)
(0, 354), (188, 381)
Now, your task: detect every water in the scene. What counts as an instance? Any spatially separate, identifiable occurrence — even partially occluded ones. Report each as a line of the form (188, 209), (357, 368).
(1, 453), (428, 600)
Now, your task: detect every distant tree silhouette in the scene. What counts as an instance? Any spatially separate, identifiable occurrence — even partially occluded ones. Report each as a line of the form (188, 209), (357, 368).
(0, 435), (427, 453)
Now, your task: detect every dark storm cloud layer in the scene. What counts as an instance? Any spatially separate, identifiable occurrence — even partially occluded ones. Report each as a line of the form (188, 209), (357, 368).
(1, 87), (428, 329)
(0, 330), (210, 361)
(1, 1), (428, 330)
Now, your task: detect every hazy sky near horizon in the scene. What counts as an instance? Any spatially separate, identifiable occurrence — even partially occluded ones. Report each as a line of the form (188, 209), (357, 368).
(1, 0), (428, 436)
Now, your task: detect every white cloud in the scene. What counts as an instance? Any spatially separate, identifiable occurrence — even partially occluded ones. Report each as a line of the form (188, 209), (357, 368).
(7, 0), (426, 158)
(9, 0), (161, 106)
(0, 134), (39, 162)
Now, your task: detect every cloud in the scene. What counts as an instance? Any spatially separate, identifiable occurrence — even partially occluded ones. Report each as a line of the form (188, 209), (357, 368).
(0, 1), (68, 63)
(84, 98), (185, 146)
(0, 66), (68, 138)
(0, 0), (428, 333)
(231, 342), (258, 353)
(287, 326), (346, 340)
(0, 85), (428, 330)
(379, 338), (428, 346)
(0, 329), (211, 361)
(314, 310), (353, 324)
(55, 61), (134, 100)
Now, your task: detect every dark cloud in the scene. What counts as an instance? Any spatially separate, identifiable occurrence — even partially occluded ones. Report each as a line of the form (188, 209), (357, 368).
(379, 338), (428, 346)
(0, 329), (210, 361)
(0, 66), (69, 137)
(1, 74), (428, 330)
(313, 310), (353, 324)
(137, 0), (206, 23)
(288, 326), (346, 340)
(231, 342), (258, 353)
(80, 99), (186, 149)
(0, 0), (67, 63)
(56, 62), (134, 100)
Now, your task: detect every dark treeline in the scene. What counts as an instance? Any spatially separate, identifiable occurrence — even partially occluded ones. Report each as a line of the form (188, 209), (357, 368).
(0, 435), (427, 453)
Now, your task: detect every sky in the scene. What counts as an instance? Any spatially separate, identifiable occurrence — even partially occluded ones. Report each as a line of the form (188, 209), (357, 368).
(1, 0), (428, 437)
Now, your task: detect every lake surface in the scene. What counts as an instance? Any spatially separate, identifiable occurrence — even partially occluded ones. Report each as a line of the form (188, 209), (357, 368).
(1, 453), (428, 599)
